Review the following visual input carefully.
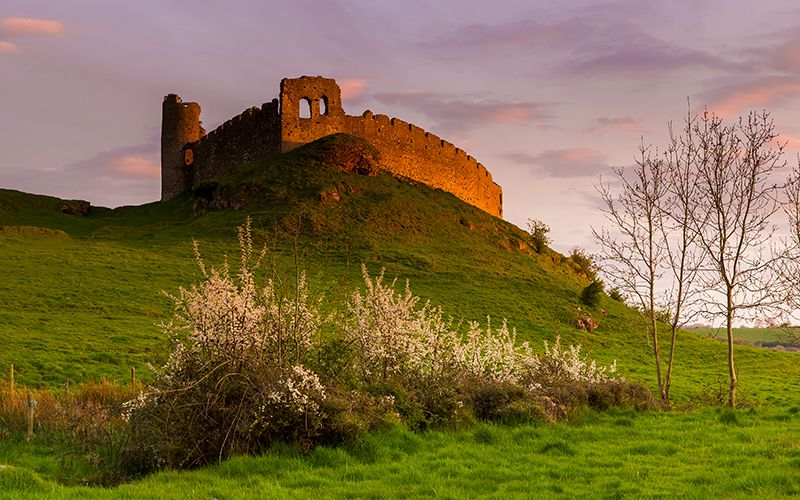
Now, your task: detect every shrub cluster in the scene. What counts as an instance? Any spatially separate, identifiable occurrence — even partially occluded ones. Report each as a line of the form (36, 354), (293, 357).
(526, 218), (551, 253)
(120, 219), (657, 472)
(125, 221), (328, 469)
(568, 248), (599, 281)
(581, 280), (604, 307)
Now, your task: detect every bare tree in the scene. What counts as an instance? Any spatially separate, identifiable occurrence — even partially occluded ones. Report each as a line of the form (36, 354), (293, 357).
(594, 143), (671, 401)
(776, 163), (800, 346)
(596, 107), (792, 407)
(787, 164), (800, 246)
(688, 110), (787, 408)
(659, 112), (704, 400)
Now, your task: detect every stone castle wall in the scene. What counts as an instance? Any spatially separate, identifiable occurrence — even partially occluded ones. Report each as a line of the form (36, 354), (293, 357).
(161, 76), (503, 217)
(189, 99), (281, 184)
(340, 112), (502, 216)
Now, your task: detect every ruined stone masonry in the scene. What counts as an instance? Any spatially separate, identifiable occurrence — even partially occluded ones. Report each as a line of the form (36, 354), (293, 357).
(161, 76), (503, 217)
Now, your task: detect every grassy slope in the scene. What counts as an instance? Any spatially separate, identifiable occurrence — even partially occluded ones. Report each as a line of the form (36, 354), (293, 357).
(0, 134), (798, 495)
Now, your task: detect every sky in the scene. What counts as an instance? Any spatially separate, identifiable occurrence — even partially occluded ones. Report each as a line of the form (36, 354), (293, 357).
(3, 0), (800, 253)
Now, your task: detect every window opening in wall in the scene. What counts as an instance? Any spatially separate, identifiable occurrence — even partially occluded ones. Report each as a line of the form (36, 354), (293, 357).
(319, 96), (328, 115)
(299, 98), (312, 119)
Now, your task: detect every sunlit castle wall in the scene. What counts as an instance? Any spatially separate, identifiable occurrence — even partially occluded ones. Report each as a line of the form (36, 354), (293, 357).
(279, 76), (502, 217)
(161, 76), (502, 217)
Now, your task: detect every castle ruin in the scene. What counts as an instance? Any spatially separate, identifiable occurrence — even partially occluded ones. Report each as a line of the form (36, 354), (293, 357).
(161, 76), (503, 217)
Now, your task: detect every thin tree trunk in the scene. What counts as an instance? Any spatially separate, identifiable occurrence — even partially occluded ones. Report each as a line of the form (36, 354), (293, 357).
(650, 304), (665, 400)
(664, 324), (677, 403)
(649, 215), (666, 401)
(726, 290), (737, 408)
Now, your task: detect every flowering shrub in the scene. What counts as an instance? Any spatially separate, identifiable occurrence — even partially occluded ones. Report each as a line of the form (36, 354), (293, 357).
(344, 266), (650, 428)
(526, 336), (616, 389)
(163, 220), (321, 369)
(126, 219), (328, 469)
(458, 319), (534, 384)
(346, 267), (536, 386)
(249, 365), (327, 447)
(345, 266), (455, 382)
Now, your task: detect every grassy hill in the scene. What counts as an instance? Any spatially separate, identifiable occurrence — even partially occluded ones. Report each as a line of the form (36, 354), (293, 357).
(0, 134), (798, 496)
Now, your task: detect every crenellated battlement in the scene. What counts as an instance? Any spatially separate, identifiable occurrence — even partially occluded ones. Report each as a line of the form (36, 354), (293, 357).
(160, 76), (502, 217)
(181, 99), (281, 185)
(193, 100), (279, 146)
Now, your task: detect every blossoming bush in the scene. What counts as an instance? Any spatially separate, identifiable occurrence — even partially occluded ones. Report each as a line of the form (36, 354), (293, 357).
(126, 219), (329, 469)
(345, 267), (451, 382)
(124, 220), (657, 472)
(345, 266), (657, 428)
(345, 267), (536, 386)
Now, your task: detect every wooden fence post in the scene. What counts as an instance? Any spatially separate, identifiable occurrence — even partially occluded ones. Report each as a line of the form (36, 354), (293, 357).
(25, 388), (35, 440)
(131, 366), (136, 387)
(10, 364), (14, 394)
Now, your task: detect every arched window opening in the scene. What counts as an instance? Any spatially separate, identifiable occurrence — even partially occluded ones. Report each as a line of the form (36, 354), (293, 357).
(299, 97), (312, 119)
(319, 96), (329, 116)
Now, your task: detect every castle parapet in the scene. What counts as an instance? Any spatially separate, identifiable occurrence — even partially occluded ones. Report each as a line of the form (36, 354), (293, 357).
(184, 99), (280, 184)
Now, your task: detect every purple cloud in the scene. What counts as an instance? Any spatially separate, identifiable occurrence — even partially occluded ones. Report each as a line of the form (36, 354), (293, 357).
(564, 39), (731, 76)
(371, 91), (551, 132)
(735, 28), (800, 74)
(421, 19), (566, 53)
(504, 147), (609, 178)
(422, 8), (735, 78)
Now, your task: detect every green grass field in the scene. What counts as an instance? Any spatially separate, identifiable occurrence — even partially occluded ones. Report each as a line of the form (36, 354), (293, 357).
(4, 409), (800, 498)
(0, 135), (798, 496)
(689, 327), (793, 345)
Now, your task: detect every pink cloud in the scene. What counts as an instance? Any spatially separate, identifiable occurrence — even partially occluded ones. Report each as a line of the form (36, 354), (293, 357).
(485, 105), (540, 124)
(111, 155), (160, 179)
(776, 132), (800, 151)
(0, 41), (17, 53)
(339, 78), (369, 100)
(0, 144), (161, 207)
(588, 117), (642, 134)
(1, 17), (64, 36)
(770, 44), (800, 72)
(710, 78), (800, 117)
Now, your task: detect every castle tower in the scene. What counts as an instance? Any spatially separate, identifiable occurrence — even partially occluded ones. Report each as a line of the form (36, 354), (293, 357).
(280, 76), (345, 152)
(161, 94), (203, 201)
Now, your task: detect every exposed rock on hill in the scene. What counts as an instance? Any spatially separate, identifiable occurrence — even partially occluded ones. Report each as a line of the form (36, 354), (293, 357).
(311, 134), (381, 176)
